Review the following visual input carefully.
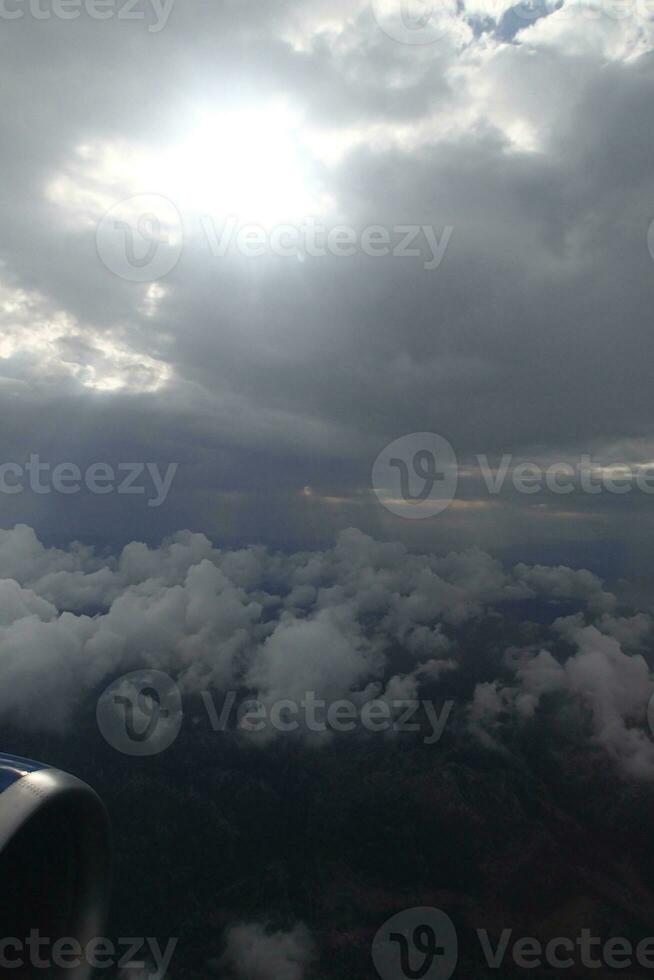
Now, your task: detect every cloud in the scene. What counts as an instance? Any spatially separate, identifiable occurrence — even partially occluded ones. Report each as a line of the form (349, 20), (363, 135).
(2, 523), (654, 779)
(219, 922), (315, 980)
(0, 0), (651, 570)
(513, 562), (616, 614)
(469, 614), (654, 778)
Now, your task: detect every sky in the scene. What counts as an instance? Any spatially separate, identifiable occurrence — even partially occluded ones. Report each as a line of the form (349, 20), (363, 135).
(4, 13), (654, 971)
(1, 0), (654, 585)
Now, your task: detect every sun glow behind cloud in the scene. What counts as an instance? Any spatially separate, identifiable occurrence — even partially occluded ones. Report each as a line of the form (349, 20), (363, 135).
(161, 102), (332, 225)
(48, 100), (333, 230)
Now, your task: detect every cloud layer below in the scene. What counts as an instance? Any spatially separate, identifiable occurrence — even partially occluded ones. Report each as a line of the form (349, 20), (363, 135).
(2, 523), (653, 778)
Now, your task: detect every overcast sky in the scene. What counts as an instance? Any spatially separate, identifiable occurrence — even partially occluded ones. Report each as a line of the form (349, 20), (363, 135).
(1, 0), (654, 585)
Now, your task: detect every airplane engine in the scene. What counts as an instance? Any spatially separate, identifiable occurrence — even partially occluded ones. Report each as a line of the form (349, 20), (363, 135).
(0, 754), (111, 979)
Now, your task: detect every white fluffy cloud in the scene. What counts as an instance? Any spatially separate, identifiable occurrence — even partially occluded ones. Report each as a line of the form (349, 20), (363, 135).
(470, 613), (654, 778)
(1, 523), (652, 779)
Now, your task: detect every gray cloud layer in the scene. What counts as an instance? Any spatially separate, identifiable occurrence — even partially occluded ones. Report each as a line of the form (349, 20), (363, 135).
(0, 0), (653, 573)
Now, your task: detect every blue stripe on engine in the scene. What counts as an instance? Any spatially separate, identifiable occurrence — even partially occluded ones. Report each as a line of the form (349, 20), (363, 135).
(0, 754), (48, 792)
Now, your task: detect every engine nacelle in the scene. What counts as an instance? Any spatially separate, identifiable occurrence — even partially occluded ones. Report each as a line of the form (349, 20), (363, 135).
(0, 754), (111, 979)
